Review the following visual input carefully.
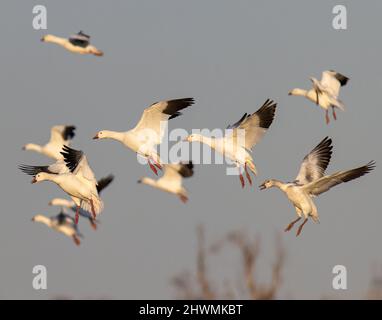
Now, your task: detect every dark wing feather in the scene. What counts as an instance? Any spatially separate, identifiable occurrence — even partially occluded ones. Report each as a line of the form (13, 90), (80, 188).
(178, 162), (194, 178)
(332, 71), (349, 87)
(96, 175), (114, 193)
(157, 98), (194, 120)
(62, 126), (76, 141)
(227, 113), (248, 129)
(68, 31), (90, 48)
(60, 145), (83, 173)
(18, 165), (51, 176)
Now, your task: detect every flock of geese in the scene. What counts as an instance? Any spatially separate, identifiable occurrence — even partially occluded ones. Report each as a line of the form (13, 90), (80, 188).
(18, 31), (376, 245)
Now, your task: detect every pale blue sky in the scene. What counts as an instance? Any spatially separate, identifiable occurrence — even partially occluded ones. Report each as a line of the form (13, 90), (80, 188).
(0, 1), (381, 299)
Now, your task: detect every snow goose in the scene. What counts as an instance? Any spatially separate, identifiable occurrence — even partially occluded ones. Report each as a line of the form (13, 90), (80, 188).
(23, 125), (76, 160)
(41, 31), (103, 56)
(289, 70), (349, 124)
(259, 137), (375, 236)
(19, 145), (103, 224)
(93, 98), (194, 175)
(32, 211), (83, 246)
(49, 174), (114, 230)
(185, 99), (276, 188)
(138, 162), (194, 203)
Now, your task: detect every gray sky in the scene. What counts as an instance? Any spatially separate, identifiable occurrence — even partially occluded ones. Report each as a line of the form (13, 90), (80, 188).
(0, 0), (381, 299)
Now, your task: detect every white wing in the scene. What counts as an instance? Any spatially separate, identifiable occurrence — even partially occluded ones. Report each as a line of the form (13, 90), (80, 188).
(60, 146), (97, 185)
(49, 125), (76, 145)
(320, 70), (349, 98)
(157, 162), (194, 189)
(132, 98), (194, 146)
(303, 161), (375, 196)
(295, 137), (332, 185)
(227, 99), (276, 150)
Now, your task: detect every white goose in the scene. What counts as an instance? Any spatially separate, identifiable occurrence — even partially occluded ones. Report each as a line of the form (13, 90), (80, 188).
(19, 145), (103, 224)
(289, 70), (349, 124)
(49, 175), (114, 230)
(259, 137), (375, 236)
(32, 211), (83, 246)
(185, 99), (276, 188)
(23, 125), (76, 160)
(41, 31), (103, 56)
(138, 162), (194, 203)
(93, 98), (194, 175)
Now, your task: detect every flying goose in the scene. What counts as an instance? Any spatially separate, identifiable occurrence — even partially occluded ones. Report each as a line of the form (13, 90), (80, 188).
(93, 98), (194, 175)
(23, 125), (76, 160)
(289, 70), (349, 124)
(19, 146), (103, 224)
(138, 162), (194, 203)
(41, 31), (103, 56)
(49, 174), (114, 230)
(185, 99), (276, 188)
(32, 211), (83, 246)
(259, 137), (375, 236)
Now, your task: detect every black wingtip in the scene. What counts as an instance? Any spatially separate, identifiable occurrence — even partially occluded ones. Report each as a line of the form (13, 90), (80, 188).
(255, 99), (277, 129)
(179, 161), (194, 178)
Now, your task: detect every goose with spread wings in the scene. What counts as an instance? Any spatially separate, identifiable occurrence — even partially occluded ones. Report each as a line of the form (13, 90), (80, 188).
(32, 211), (83, 246)
(138, 162), (194, 203)
(259, 137), (375, 236)
(41, 31), (103, 56)
(49, 175), (114, 230)
(23, 125), (76, 160)
(19, 146), (103, 224)
(185, 99), (276, 188)
(93, 98), (194, 175)
(289, 70), (349, 124)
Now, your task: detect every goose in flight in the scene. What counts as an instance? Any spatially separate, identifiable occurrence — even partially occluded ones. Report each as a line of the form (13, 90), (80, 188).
(93, 98), (194, 175)
(289, 70), (349, 124)
(185, 99), (276, 188)
(23, 125), (76, 160)
(32, 212), (83, 246)
(138, 162), (194, 203)
(19, 146), (103, 224)
(259, 137), (375, 236)
(41, 31), (103, 56)
(49, 174), (114, 230)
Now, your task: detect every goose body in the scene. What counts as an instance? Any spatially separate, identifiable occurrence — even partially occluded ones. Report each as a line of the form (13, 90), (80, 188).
(23, 125), (76, 160)
(138, 162), (194, 203)
(41, 32), (103, 56)
(94, 98), (194, 175)
(19, 146), (103, 224)
(49, 175), (114, 229)
(289, 70), (349, 124)
(186, 99), (276, 188)
(260, 137), (375, 236)
(32, 212), (82, 246)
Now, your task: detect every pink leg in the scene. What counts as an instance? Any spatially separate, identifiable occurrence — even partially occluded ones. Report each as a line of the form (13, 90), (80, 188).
(148, 159), (158, 175)
(244, 163), (252, 186)
(284, 217), (301, 232)
(325, 110), (330, 125)
(332, 107), (337, 121)
(153, 160), (162, 170)
(179, 195), (188, 203)
(90, 199), (96, 219)
(239, 174), (245, 188)
(296, 218), (308, 237)
(75, 206), (80, 225)
(90, 219), (97, 230)
(73, 235), (81, 246)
